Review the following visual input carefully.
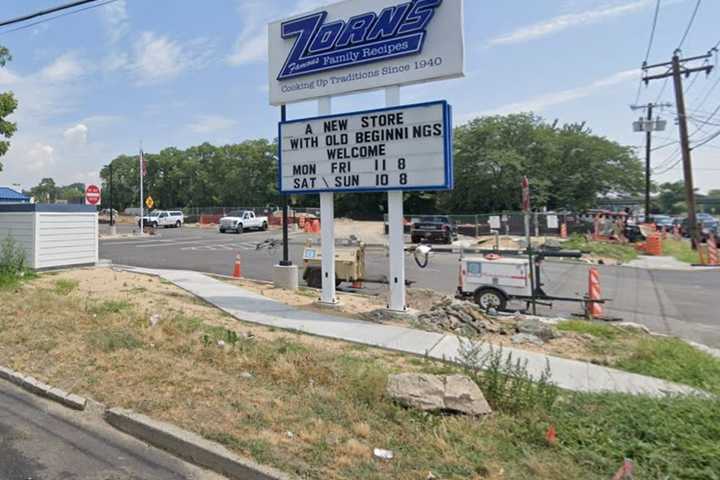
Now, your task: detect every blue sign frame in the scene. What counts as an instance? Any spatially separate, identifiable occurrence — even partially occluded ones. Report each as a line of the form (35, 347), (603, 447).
(278, 100), (453, 195)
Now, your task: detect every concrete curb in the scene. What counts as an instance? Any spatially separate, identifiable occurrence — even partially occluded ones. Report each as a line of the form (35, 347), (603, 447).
(105, 408), (292, 480)
(0, 366), (86, 410)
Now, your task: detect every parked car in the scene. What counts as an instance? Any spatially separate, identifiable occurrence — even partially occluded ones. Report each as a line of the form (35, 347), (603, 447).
(219, 210), (268, 233)
(652, 215), (674, 231)
(680, 213), (718, 239)
(98, 208), (119, 225)
(410, 215), (457, 244)
(137, 210), (184, 228)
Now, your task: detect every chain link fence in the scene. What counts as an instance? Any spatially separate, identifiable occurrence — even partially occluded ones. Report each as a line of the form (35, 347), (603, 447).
(124, 206), (322, 226)
(385, 212), (593, 237)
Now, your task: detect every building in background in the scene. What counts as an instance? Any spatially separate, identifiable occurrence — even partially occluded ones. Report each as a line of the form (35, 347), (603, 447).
(0, 187), (31, 204)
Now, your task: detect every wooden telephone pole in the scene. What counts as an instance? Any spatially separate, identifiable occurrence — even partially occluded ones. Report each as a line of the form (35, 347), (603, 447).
(642, 51), (714, 249)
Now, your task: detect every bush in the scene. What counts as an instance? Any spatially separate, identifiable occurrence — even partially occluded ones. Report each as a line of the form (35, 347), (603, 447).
(458, 338), (558, 414)
(0, 235), (29, 288)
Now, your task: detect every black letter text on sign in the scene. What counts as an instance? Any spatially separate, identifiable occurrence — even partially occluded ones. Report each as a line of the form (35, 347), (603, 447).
(279, 101), (452, 194)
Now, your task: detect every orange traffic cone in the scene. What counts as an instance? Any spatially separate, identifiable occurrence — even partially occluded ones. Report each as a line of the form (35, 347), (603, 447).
(560, 223), (568, 239)
(708, 235), (719, 266)
(588, 267), (603, 318)
(233, 254), (242, 278)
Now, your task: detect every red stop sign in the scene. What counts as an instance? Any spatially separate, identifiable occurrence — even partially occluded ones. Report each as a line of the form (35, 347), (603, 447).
(85, 185), (101, 206)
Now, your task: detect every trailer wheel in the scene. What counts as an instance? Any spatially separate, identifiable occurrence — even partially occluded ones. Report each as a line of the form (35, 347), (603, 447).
(474, 288), (507, 311)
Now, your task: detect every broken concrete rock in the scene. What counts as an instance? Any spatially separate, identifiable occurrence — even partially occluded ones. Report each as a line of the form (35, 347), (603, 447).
(417, 298), (500, 335)
(386, 373), (492, 416)
(516, 318), (559, 341)
(512, 333), (545, 346)
(362, 309), (418, 324)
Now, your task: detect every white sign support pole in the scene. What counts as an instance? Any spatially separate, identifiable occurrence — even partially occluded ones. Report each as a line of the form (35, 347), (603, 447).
(318, 96), (337, 305)
(385, 86), (407, 312)
(139, 148), (144, 237)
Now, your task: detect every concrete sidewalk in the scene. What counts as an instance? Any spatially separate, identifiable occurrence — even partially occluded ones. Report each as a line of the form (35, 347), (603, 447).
(124, 267), (702, 397)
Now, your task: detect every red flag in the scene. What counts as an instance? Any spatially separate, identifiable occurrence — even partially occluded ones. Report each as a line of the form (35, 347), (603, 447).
(140, 150), (147, 177)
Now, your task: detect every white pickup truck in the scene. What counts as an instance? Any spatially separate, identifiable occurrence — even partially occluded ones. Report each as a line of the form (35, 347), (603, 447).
(219, 210), (268, 234)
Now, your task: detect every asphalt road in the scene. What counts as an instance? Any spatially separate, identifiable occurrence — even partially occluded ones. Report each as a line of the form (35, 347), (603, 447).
(0, 380), (224, 479)
(100, 225), (720, 347)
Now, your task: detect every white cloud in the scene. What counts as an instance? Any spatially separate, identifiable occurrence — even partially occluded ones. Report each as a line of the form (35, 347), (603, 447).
(63, 124), (89, 146)
(226, 0), (330, 66)
(25, 143), (55, 172)
(461, 69), (638, 121)
(189, 115), (238, 134)
(101, 0), (129, 44)
(130, 32), (214, 85)
(487, 0), (653, 47)
(40, 53), (85, 82)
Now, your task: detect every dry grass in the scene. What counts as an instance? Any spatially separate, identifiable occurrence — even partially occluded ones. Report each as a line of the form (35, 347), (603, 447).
(1, 268), (715, 479)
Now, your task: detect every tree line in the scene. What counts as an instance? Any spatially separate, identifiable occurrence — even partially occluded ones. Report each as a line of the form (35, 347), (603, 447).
(90, 113), (645, 217)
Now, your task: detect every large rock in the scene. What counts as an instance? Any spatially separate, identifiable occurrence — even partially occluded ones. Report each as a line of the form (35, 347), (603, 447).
(387, 373), (492, 416)
(517, 318), (559, 341)
(386, 374), (445, 411)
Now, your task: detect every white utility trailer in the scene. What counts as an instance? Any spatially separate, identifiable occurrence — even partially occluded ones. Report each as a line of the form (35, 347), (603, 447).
(0, 204), (98, 270)
(457, 255), (531, 310)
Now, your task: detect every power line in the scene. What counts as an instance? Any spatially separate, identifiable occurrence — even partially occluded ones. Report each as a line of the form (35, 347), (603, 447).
(644, 0), (662, 63)
(0, 0), (119, 36)
(678, 0), (702, 50)
(692, 128), (720, 150)
(0, 0), (104, 28)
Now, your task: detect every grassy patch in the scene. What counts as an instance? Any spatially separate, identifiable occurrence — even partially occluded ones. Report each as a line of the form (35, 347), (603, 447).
(562, 235), (639, 262)
(1, 270), (719, 480)
(662, 239), (701, 264)
(88, 299), (131, 315)
(615, 337), (720, 394)
(54, 278), (79, 296)
(556, 320), (622, 340)
(87, 328), (143, 352)
(557, 320), (720, 395)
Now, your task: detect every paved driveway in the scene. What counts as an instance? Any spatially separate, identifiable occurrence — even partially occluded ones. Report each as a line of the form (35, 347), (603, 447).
(0, 380), (222, 479)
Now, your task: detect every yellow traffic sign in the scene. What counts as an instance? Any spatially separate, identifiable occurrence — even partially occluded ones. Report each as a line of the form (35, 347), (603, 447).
(145, 196), (154, 209)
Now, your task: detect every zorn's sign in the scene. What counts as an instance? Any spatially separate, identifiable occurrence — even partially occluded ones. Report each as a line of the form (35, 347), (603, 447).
(268, 0), (464, 105)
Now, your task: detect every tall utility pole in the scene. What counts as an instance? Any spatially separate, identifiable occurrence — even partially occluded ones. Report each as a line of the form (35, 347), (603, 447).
(630, 102), (670, 220)
(642, 50), (714, 249)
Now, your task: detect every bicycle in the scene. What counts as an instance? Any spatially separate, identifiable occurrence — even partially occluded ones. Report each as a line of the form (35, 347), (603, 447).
(256, 238), (282, 256)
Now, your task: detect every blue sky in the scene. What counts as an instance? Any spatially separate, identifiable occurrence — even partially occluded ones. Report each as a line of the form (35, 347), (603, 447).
(0, 0), (718, 193)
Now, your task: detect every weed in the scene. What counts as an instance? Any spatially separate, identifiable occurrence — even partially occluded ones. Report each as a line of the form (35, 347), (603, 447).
(168, 315), (203, 334)
(0, 235), (27, 276)
(87, 328), (143, 352)
(458, 338), (558, 414)
(53, 279), (79, 296)
(88, 300), (131, 315)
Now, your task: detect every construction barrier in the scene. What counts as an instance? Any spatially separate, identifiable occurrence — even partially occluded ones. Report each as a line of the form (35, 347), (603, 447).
(645, 233), (663, 256)
(708, 235), (719, 265)
(560, 223), (568, 239)
(312, 219), (321, 233)
(298, 217), (306, 229)
(588, 267), (603, 319)
(233, 254), (242, 278)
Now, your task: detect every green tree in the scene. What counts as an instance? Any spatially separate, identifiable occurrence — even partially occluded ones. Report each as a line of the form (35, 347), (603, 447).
(442, 114), (644, 213)
(657, 181), (689, 214)
(0, 46), (17, 172)
(30, 178), (58, 203)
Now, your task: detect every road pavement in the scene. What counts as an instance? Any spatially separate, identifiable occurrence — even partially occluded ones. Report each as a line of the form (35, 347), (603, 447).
(100, 225), (720, 347)
(0, 379), (224, 479)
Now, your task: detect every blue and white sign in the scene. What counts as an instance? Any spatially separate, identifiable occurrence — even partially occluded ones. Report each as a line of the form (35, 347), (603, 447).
(268, 0), (464, 105)
(279, 101), (452, 194)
